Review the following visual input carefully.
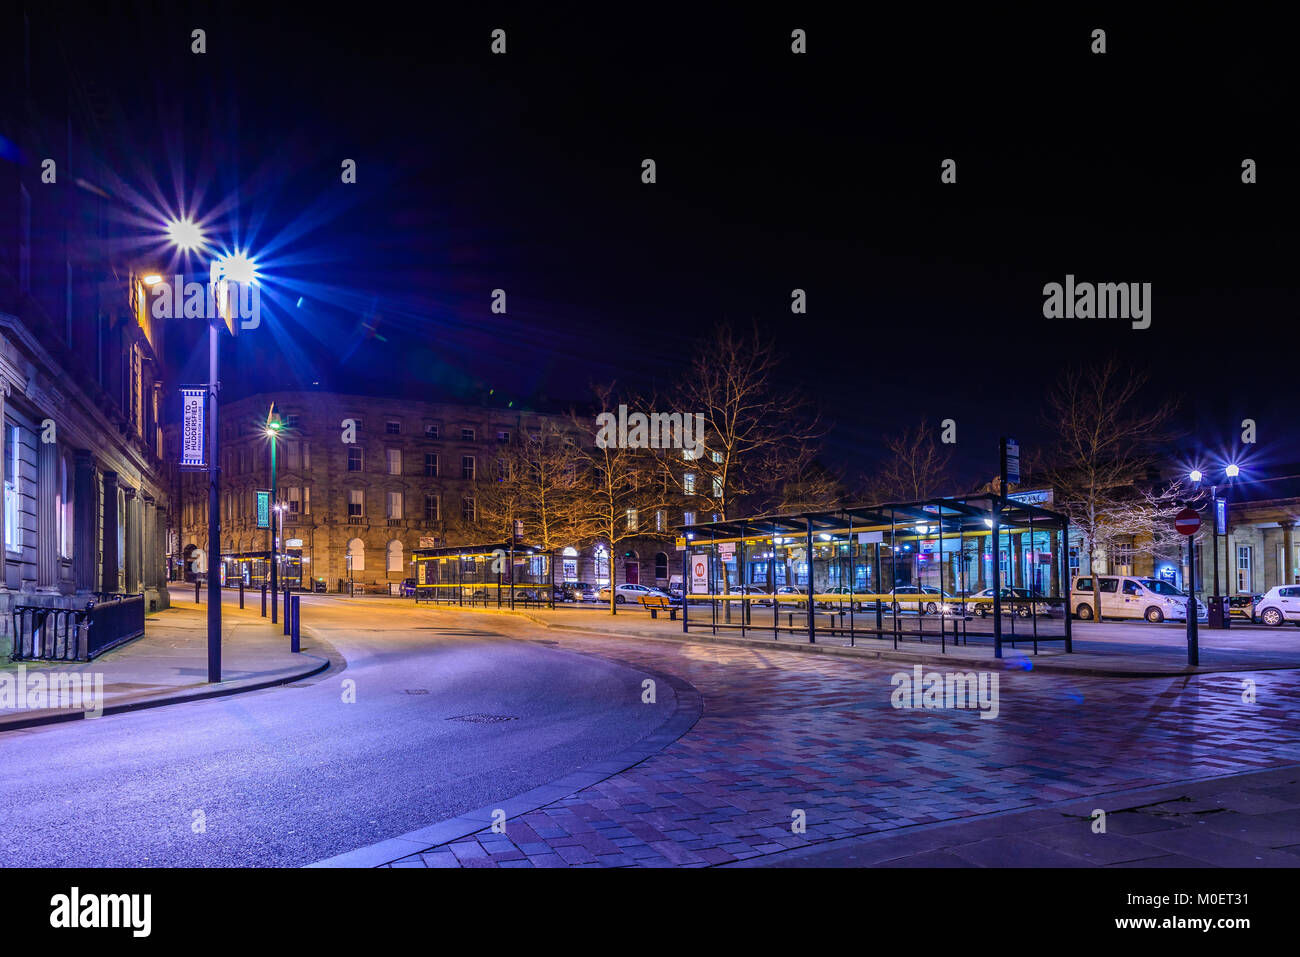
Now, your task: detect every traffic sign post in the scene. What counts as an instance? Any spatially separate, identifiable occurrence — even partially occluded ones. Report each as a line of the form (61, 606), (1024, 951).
(1176, 507), (1201, 666)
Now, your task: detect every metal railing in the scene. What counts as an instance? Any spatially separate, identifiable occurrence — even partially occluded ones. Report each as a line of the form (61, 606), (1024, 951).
(10, 593), (145, 662)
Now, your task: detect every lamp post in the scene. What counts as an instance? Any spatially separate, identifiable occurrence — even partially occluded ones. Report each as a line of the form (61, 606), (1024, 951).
(265, 414), (283, 623)
(1190, 464), (1240, 630)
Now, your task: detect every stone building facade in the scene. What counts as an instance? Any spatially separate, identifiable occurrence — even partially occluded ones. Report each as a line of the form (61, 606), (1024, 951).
(0, 11), (172, 654)
(166, 390), (691, 593)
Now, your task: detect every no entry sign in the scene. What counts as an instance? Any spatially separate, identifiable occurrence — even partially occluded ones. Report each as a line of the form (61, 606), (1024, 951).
(1175, 508), (1201, 536)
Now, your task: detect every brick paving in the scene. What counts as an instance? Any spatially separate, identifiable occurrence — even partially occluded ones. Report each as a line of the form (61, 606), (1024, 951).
(381, 630), (1300, 868)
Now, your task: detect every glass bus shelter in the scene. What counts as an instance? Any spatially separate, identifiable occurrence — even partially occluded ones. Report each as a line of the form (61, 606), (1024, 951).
(411, 542), (554, 608)
(678, 494), (1072, 657)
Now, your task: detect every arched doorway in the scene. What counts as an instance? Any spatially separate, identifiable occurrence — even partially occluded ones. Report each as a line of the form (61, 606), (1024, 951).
(346, 538), (365, 576)
(561, 547), (578, 582)
(624, 550), (639, 585)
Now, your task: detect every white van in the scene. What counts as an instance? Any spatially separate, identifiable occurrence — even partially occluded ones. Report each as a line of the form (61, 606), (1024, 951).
(1071, 575), (1208, 623)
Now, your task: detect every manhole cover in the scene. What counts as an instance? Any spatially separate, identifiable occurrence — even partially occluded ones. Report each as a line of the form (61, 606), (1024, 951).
(448, 713), (516, 723)
(403, 689), (430, 695)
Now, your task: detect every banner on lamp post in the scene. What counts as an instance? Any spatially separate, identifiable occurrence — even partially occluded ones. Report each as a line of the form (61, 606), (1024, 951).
(180, 388), (206, 467)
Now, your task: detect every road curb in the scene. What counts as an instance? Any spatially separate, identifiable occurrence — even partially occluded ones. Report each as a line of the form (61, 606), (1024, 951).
(0, 630), (334, 733)
(306, 653), (703, 868)
(404, 605), (1300, 678)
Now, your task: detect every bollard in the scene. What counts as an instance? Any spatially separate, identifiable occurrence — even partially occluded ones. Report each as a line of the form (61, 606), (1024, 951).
(261, 583), (267, 617)
(195, 579), (201, 603)
(283, 588), (291, 635)
(239, 579), (245, 609)
(290, 595), (300, 653)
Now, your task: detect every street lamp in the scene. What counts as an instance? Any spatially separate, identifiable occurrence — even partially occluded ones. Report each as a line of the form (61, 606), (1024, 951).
(265, 412), (283, 622)
(1189, 464), (1241, 629)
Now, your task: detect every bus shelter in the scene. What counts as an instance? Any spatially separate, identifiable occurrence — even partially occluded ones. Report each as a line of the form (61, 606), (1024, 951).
(411, 542), (554, 609)
(678, 494), (1072, 657)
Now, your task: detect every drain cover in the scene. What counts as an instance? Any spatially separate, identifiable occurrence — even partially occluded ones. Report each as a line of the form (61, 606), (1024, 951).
(448, 713), (516, 723)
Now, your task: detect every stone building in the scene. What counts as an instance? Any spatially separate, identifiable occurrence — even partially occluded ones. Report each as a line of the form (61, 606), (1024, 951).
(0, 11), (172, 654)
(166, 390), (693, 593)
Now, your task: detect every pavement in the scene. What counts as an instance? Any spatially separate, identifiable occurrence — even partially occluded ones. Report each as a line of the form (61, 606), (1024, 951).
(0, 595), (329, 730)
(358, 606), (1300, 868)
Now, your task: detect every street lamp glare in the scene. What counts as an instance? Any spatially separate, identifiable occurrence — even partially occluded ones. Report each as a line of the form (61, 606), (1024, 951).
(214, 250), (260, 285)
(165, 217), (206, 252)
(1225, 463), (1240, 478)
(1189, 469), (1203, 483)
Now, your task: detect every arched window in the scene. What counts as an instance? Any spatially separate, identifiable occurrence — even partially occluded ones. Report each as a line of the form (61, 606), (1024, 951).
(562, 546), (578, 582)
(386, 539), (403, 573)
(347, 538), (365, 572)
(594, 545), (609, 586)
(655, 552), (669, 580)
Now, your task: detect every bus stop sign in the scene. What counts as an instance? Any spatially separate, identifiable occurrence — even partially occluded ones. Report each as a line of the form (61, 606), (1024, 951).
(1175, 508), (1201, 536)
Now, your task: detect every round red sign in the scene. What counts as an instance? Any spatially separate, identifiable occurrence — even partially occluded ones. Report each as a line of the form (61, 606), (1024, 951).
(1174, 508), (1201, 535)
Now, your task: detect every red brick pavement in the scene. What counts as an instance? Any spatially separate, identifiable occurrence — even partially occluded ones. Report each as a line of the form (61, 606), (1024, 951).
(382, 631), (1300, 868)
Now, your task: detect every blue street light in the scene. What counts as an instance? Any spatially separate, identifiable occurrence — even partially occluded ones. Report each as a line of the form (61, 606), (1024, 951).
(1189, 463), (1243, 629)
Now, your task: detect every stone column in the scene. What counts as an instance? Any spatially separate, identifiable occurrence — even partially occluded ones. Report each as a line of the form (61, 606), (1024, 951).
(73, 451), (98, 592)
(123, 486), (140, 593)
(1284, 520), (1296, 585)
(101, 471), (120, 595)
(37, 432), (58, 590)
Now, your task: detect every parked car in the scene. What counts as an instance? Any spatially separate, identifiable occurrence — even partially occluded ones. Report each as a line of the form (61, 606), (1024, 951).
(966, 586), (1042, 619)
(401, 577), (417, 597)
(819, 585), (867, 611)
(1229, 593), (1263, 621)
(1071, 575), (1207, 623)
(598, 583), (659, 605)
(560, 582), (598, 602)
(1251, 586), (1300, 626)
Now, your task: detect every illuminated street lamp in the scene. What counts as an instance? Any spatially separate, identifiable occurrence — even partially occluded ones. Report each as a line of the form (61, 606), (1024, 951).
(1189, 464), (1242, 629)
(265, 411), (283, 622)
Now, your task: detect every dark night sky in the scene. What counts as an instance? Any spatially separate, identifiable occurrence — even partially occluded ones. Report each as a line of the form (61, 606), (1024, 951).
(34, 4), (1300, 489)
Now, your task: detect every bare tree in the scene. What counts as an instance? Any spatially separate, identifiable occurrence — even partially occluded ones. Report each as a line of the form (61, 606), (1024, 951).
(1036, 358), (1179, 619)
(863, 418), (954, 502)
(578, 384), (673, 614)
(670, 322), (824, 522)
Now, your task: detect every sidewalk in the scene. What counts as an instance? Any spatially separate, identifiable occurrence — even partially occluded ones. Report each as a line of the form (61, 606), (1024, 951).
(732, 764), (1300, 867)
(393, 600), (1300, 676)
(0, 598), (331, 730)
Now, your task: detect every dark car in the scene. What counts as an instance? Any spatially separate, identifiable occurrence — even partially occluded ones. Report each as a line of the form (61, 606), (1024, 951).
(401, 577), (417, 597)
(561, 582), (598, 602)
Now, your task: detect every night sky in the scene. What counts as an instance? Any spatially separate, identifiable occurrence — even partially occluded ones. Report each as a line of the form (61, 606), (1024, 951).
(32, 5), (1300, 490)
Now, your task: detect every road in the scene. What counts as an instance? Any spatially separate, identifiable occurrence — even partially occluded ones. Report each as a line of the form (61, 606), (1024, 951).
(0, 597), (672, 867)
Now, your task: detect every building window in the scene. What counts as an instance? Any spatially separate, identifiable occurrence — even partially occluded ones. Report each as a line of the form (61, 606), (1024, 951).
(462, 455), (475, 480)
(387, 491), (403, 520)
(348, 447), (363, 472)
(626, 508), (638, 531)
(712, 476), (723, 498)
(386, 448), (401, 475)
(1237, 545), (1252, 593)
(386, 539), (403, 572)
(424, 493), (439, 522)
(655, 510), (665, 532)
(683, 472), (695, 495)
(58, 456), (71, 559)
(683, 511), (695, 526)
(424, 453), (439, 477)
(497, 430), (510, 442)
(288, 486), (301, 513)
(655, 552), (669, 579)
(711, 451), (723, 463)
(386, 420), (401, 435)
(287, 440), (301, 470)
(5, 425), (19, 552)
(426, 424), (440, 439)
(1113, 542), (1134, 576)
(461, 496), (475, 522)
(283, 414), (300, 429)
(349, 489), (364, 518)
(346, 538), (365, 572)
(562, 547), (578, 582)
(461, 428), (475, 442)
(594, 546), (609, 586)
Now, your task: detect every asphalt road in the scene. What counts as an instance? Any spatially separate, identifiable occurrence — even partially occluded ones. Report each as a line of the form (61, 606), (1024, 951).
(0, 597), (674, 866)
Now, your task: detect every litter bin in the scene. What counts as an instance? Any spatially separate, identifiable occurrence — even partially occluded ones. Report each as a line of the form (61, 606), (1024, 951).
(314, 578), (327, 593)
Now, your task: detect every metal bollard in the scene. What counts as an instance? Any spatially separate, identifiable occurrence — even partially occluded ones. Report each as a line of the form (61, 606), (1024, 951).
(195, 580), (201, 603)
(239, 579), (245, 609)
(290, 595), (300, 653)
(283, 589), (291, 635)
(261, 583), (267, 617)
